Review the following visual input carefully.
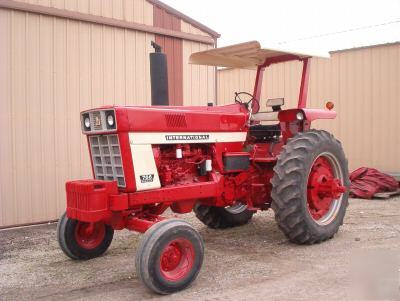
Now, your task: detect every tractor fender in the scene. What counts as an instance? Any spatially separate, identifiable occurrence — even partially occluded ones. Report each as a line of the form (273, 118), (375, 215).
(302, 108), (336, 121)
(278, 108), (336, 122)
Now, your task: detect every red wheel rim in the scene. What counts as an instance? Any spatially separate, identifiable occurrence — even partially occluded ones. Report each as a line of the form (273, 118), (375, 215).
(159, 238), (195, 282)
(74, 222), (106, 249)
(307, 153), (346, 224)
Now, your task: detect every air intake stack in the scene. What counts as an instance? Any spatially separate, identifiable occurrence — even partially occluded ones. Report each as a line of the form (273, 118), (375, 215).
(150, 41), (169, 106)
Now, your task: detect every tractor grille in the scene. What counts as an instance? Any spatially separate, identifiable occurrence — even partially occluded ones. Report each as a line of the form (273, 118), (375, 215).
(91, 111), (103, 131)
(89, 135), (126, 187)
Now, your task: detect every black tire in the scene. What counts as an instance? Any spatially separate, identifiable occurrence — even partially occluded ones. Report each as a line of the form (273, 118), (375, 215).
(57, 212), (114, 260)
(271, 130), (350, 244)
(136, 219), (204, 294)
(193, 203), (254, 229)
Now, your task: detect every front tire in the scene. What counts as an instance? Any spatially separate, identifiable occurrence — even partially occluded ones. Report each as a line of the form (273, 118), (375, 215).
(194, 203), (254, 229)
(135, 219), (204, 294)
(271, 130), (349, 244)
(57, 212), (114, 260)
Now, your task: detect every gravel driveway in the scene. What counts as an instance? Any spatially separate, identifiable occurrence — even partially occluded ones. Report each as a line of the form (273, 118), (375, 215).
(1, 198), (399, 300)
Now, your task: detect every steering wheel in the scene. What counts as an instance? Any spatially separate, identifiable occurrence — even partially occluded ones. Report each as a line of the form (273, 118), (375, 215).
(234, 92), (260, 113)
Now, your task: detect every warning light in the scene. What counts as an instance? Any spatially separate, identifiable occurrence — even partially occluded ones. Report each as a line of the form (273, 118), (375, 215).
(326, 101), (334, 110)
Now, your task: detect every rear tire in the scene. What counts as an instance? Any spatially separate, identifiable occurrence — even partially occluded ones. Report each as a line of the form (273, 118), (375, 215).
(57, 212), (114, 260)
(271, 130), (349, 244)
(193, 203), (254, 229)
(136, 219), (204, 294)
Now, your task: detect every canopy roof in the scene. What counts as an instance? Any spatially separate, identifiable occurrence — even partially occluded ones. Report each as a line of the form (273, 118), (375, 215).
(189, 41), (330, 68)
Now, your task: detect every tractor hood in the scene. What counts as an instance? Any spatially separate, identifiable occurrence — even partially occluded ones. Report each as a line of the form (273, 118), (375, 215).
(81, 104), (249, 134)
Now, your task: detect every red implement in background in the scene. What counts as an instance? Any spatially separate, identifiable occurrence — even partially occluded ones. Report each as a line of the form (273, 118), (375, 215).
(350, 167), (399, 199)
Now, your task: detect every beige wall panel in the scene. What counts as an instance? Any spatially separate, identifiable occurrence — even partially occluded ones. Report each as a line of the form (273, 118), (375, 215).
(52, 0), (65, 10)
(78, 22), (93, 179)
(182, 41), (215, 105)
(114, 28), (126, 104)
(218, 68), (255, 105)
(0, 8), (156, 227)
(103, 26), (115, 102)
(40, 14), (58, 222)
(112, 0), (124, 20)
(218, 43), (400, 172)
(77, 0), (89, 14)
(54, 17), (68, 217)
(13, 0), (153, 25)
(89, 0), (101, 16)
(26, 12), (44, 223)
(0, 9), (12, 226)
(11, 11), (31, 224)
(101, 0), (112, 18)
(125, 29), (136, 104)
(181, 20), (210, 37)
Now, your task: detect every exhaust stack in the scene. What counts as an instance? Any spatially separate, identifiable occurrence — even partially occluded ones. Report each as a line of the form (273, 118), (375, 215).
(150, 41), (169, 106)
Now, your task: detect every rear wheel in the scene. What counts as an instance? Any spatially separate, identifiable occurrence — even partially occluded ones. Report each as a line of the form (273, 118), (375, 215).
(194, 202), (254, 229)
(271, 130), (349, 244)
(135, 219), (204, 294)
(57, 212), (114, 260)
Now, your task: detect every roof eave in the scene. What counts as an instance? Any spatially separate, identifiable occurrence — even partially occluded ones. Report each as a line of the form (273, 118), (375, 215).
(146, 0), (220, 38)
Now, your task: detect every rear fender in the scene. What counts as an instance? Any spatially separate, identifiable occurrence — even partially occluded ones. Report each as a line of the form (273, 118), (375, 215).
(302, 108), (336, 121)
(278, 108), (336, 122)
(278, 108), (336, 142)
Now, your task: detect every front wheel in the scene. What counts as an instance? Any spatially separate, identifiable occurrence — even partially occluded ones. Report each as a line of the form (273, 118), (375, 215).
(57, 212), (114, 260)
(135, 219), (204, 294)
(271, 130), (350, 244)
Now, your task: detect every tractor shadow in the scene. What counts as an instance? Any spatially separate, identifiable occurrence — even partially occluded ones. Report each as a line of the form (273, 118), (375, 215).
(197, 210), (290, 252)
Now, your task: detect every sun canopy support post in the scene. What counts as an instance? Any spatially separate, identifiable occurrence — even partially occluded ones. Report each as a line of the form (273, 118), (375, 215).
(252, 56), (311, 110)
(298, 58), (310, 109)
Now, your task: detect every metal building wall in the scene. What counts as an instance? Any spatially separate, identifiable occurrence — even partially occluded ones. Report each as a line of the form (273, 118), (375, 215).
(11, 0), (154, 21)
(217, 42), (400, 173)
(0, 1), (216, 227)
(182, 20), (216, 105)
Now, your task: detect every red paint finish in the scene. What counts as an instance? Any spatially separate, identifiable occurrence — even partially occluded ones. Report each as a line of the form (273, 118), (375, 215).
(154, 5), (183, 106)
(298, 58), (310, 109)
(252, 66), (265, 113)
(125, 215), (166, 233)
(74, 221), (106, 249)
(61, 42), (348, 294)
(307, 156), (346, 221)
(69, 102), (342, 229)
(68, 105), (342, 226)
(66, 46), (342, 238)
(302, 108), (336, 121)
(66, 180), (118, 222)
(159, 238), (195, 281)
(121, 104), (248, 132)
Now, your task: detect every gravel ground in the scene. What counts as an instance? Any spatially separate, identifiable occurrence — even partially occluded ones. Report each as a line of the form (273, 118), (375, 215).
(1, 197), (399, 301)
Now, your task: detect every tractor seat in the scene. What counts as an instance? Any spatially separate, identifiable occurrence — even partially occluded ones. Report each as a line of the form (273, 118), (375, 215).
(249, 124), (281, 142)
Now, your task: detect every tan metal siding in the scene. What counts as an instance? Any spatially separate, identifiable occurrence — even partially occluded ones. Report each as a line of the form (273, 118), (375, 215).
(0, 9), (11, 226)
(181, 20), (215, 105)
(217, 43), (400, 172)
(13, 0), (154, 25)
(0, 9), (155, 227)
(0, 2), (217, 227)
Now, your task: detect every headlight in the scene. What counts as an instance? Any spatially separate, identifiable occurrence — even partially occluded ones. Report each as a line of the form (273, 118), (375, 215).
(107, 114), (114, 126)
(105, 110), (116, 129)
(82, 113), (91, 131)
(84, 117), (90, 128)
(296, 112), (304, 121)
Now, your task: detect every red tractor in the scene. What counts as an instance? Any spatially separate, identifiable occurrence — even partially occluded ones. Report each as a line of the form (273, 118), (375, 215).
(57, 41), (349, 294)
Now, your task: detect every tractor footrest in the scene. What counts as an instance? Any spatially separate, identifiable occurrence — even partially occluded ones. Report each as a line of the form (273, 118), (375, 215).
(66, 180), (126, 222)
